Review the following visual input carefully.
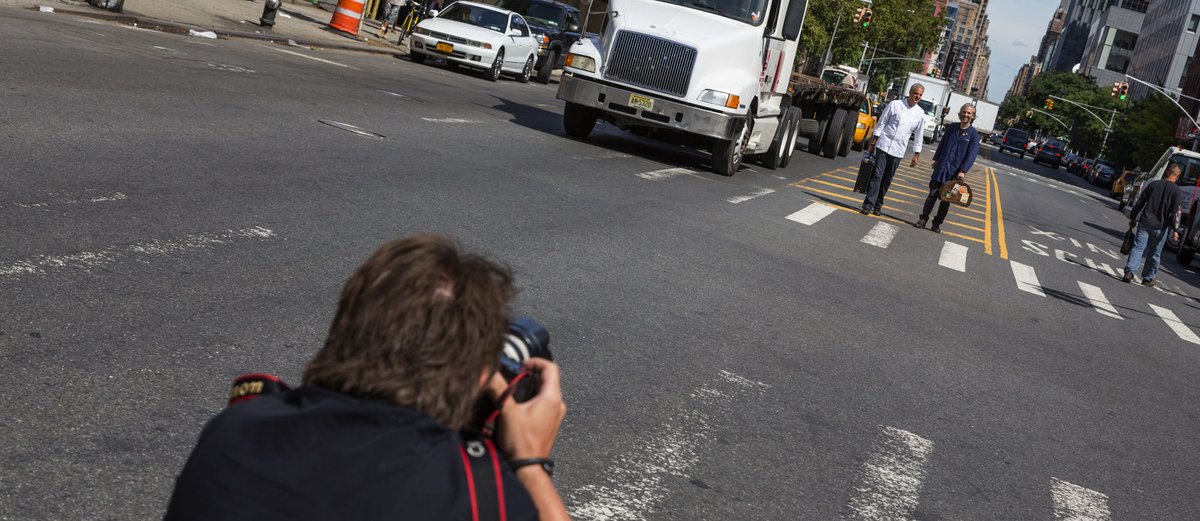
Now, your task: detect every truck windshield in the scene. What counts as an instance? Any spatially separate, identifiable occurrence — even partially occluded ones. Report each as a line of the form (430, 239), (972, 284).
(1170, 154), (1200, 187)
(654, 0), (768, 26)
(917, 100), (934, 116)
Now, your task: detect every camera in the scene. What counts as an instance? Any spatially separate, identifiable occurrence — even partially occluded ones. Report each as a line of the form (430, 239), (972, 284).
(499, 317), (552, 402)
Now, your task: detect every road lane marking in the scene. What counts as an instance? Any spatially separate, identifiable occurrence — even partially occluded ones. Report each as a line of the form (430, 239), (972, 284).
(785, 203), (836, 225)
(1010, 261), (1046, 296)
(984, 166), (993, 256)
(6, 191), (127, 208)
(938, 242), (968, 272)
(726, 187), (775, 204)
(420, 117), (479, 123)
(0, 226), (275, 279)
(1149, 304), (1200, 345)
(990, 167), (1009, 259)
(845, 426), (933, 521)
(1084, 258), (1118, 277)
(262, 44), (356, 69)
(636, 167), (696, 181)
(861, 222), (899, 249)
(568, 371), (767, 521)
(1050, 478), (1111, 521)
(570, 152), (632, 160)
(1077, 282), (1122, 319)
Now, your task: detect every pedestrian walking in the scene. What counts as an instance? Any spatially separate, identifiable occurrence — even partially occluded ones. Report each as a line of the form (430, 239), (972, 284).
(377, 0), (407, 38)
(1123, 164), (1184, 286)
(861, 84), (928, 216)
(915, 103), (979, 233)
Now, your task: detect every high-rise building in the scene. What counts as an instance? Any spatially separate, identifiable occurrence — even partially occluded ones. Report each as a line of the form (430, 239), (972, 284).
(1007, 57), (1042, 100)
(1037, 7), (1067, 70)
(1077, 0), (1147, 88)
(1045, 0), (1106, 73)
(1127, 0), (1200, 100)
(930, 0), (991, 95)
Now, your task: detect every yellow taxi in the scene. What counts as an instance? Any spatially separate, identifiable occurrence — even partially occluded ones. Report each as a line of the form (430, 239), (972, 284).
(851, 98), (876, 151)
(1111, 169), (1137, 200)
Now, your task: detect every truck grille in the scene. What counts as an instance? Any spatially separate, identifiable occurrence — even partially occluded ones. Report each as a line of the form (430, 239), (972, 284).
(604, 31), (697, 97)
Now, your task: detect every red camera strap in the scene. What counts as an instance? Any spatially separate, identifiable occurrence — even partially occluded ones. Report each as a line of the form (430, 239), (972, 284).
(459, 438), (507, 521)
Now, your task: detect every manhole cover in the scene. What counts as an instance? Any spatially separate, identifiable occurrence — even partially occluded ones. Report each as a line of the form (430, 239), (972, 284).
(318, 120), (385, 139)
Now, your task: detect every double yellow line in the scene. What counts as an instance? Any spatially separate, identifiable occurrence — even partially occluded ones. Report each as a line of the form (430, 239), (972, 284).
(985, 165), (1009, 259)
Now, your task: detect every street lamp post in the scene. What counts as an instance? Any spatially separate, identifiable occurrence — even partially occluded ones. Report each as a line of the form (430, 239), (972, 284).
(1124, 74), (1200, 151)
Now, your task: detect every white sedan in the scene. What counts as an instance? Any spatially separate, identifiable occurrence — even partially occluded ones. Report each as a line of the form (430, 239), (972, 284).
(410, 2), (540, 82)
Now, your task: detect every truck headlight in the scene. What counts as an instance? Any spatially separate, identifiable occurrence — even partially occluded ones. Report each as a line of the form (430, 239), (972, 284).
(698, 89), (740, 109)
(564, 53), (596, 73)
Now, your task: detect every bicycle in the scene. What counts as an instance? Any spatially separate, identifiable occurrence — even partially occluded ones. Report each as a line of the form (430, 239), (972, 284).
(394, 1), (429, 44)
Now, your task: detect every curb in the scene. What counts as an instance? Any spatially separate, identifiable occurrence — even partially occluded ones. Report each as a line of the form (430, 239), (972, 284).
(36, 5), (408, 57)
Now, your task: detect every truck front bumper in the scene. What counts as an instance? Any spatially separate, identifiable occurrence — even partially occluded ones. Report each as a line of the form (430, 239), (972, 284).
(556, 74), (740, 141)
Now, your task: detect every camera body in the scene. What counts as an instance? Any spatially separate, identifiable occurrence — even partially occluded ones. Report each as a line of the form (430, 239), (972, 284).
(499, 317), (552, 402)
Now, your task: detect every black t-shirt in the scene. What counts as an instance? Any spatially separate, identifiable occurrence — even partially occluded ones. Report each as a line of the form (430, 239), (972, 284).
(1132, 179), (1184, 230)
(165, 386), (537, 521)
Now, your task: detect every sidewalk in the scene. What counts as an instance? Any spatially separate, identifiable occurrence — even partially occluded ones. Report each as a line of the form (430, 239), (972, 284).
(7, 0), (412, 55)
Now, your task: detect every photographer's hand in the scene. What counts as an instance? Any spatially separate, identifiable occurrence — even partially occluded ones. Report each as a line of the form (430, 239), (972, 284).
(490, 358), (570, 521)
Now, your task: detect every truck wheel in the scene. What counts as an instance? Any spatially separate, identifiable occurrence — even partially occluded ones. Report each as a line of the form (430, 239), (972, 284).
(807, 117), (828, 155)
(713, 118), (751, 177)
(535, 51), (556, 84)
(779, 111), (800, 168)
(760, 110), (793, 170)
(563, 102), (597, 139)
(837, 110), (854, 157)
(822, 109), (848, 159)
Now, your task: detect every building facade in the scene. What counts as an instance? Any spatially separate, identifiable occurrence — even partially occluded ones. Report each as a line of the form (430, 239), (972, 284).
(1078, 0), (1148, 88)
(1128, 0), (1200, 99)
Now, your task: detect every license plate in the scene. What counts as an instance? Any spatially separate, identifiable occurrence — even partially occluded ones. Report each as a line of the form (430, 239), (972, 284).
(435, 42), (453, 53)
(628, 94), (654, 111)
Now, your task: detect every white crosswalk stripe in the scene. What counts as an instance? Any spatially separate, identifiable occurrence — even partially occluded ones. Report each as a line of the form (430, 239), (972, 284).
(938, 241), (968, 272)
(1077, 282), (1122, 319)
(1148, 304), (1200, 345)
(726, 187), (775, 204)
(845, 426), (933, 521)
(786, 203), (837, 225)
(635, 167), (696, 181)
(861, 222), (899, 249)
(1010, 261), (1046, 297)
(1050, 478), (1111, 521)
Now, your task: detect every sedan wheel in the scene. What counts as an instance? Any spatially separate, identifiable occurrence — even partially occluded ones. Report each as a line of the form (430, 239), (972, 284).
(517, 55), (534, 83)
(486, 49), (504, 82)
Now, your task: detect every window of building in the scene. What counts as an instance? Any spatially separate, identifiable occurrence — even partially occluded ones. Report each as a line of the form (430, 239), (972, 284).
(1189, 14), (1200, 33)
(1119, 0), (1149, 13)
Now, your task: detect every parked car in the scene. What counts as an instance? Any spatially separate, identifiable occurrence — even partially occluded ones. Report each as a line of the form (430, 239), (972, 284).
(1033, 138), (1067, 169)
(851, 98), (876, 151)
(1087, 160), (1119, 187)
(1075, 158), (1097, 177)
(988, 133), (1004, 146)
(496, 0), (581, 84)
(1111, 169), (1137, 205)
(409, 1), (540, 82)
(997, 128), (1031, 158)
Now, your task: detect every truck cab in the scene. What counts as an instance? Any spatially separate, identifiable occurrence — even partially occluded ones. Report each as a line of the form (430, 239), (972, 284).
(554, 0), (810, 176)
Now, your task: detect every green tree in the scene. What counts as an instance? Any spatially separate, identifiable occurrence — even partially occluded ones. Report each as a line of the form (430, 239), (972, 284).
(1108, 96), (1183, 170)
(799, 0), (945, 89)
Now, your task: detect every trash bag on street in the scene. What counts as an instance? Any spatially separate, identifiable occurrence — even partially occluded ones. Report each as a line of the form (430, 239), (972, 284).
(938, 179), (973, 207)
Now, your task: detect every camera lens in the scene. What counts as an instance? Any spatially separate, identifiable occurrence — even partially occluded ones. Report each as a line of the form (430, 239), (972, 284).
(502, 317), (552, 365)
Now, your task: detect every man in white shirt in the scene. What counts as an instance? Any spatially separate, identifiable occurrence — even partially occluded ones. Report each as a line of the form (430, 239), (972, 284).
(861, 84), (927, 216)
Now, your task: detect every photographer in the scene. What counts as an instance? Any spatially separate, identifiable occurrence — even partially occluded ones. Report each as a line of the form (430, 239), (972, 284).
(165, 235), (570, 521)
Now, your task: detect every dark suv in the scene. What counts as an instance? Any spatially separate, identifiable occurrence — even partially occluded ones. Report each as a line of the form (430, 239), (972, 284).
(1034, 138), (1067, 169)
(497, 0), (582, 84)
(998, 128), (1031, 158)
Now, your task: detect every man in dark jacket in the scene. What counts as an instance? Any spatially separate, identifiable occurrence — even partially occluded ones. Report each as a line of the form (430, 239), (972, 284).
(165, 235), (570, 521)
(915, 103), (980, 233)
(1124, 165), (1184, 286)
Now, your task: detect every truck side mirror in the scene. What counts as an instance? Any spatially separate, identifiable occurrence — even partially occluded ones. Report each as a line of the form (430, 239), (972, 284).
(568, 23), (580, 32)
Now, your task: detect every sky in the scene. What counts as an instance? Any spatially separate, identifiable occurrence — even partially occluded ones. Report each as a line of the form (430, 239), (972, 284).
(983, 0), (1061, 103)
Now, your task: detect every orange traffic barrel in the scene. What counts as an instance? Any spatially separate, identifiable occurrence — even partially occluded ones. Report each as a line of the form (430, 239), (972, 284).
(329, 0), (366, 35)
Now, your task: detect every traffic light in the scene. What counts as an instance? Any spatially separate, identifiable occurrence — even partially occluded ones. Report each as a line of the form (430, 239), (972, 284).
(861, 8), (872, 27)
(1118, 81), (1129, 100)
(854, 7), (866, 23)
(1044, 98), (1054, 110)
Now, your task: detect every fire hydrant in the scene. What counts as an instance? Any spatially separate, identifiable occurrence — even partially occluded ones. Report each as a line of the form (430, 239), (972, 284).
(260, 0), (282, 28)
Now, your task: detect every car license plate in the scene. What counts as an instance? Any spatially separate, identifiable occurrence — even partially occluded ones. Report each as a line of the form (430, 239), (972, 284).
(628, 94), (654, 111)
(436, 42), (453, 53)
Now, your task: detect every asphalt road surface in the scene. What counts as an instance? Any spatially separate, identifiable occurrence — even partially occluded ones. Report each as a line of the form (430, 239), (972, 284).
(3, 8), (1200, 520)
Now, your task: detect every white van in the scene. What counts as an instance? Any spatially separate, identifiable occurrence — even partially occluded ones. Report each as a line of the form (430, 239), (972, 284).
(1122, 146), (1200, 263)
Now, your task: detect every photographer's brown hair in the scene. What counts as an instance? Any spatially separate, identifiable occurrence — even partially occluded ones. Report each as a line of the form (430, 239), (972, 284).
(303, 234), (514, 430)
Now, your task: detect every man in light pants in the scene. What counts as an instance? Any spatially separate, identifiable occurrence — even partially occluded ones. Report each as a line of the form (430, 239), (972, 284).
(861, 84), (928, 216)
(1123, 164), (1183, 286)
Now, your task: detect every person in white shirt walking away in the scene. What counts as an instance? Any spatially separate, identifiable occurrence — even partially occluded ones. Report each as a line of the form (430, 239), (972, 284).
(861, 84), (928, 216)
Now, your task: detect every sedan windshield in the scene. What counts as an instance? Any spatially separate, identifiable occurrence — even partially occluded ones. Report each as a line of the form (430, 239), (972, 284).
(439, 3), (508, 32)
(652, 0), (768, 26)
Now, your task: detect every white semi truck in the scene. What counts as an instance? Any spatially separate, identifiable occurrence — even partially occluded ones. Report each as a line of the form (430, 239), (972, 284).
(554, 0), (865, 176)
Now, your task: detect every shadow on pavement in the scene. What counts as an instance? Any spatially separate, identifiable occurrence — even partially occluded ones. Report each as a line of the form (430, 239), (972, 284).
(1078, 221), (1125, 241)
